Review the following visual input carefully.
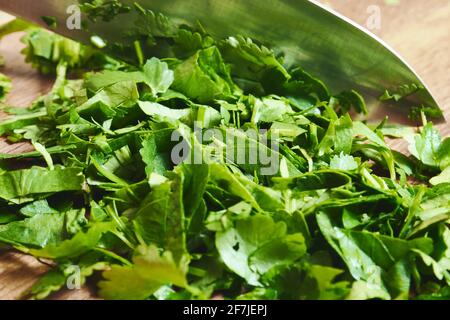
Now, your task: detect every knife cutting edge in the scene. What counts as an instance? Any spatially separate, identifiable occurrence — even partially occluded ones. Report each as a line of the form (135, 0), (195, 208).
(0, 0), (444, 122)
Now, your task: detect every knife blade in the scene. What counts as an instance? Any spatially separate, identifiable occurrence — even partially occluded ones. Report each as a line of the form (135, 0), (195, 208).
(0, 0), (444, 121)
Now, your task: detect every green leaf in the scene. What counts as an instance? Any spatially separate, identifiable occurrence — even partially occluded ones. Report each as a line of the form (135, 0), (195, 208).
(0, 73), (11, 101)
(79, 0), (131, 22)
(353, 121), (388, 149)
(221, 127), (301, 177)
(133, 172), (186, 263)
(207, 162), (284, 212)
(0, 18), (33, 39)
(133, 5), (178, 39)
(32, 141), (54, 170)
(172, 46), (238, 103)
(173, 29), (215, 58)
(430, 167), (450, 186)
(27, 221), (116, 259)
(414, 183), (450, 227)
(269, 122), (307, 140)
(436, 138), (450, 169)
(0, 111), (47, 136)
(178, 164), (210, 217)
(78, 80), (139, 119)
(263, 263), (350, 300)
(379, 83), (423, 102)
(216, 214), (306, 286)
(353, 121), (396, 179)
(250, 96), (293, 124)
(283, 67), (330, 102)
(347, 231), (432, 270)
(86, 58), (173, 96)
(98, 245), (188, 300)
(29, 255), (110, 300)
(317, 211), (433, 299)
(273, 170), (351, 192)
(414, 250), (450, 285)
(138, 101), (191, 124)
(21, 28), (119, 73)
(330, 153), (359, 171)
(317, 211), (390, 299)
(0, 212), (67, 247)
(139, 134), (170, 177)
(19, 199), (59, 217)
(220, 36), (290, 93)
(317, 113), (354, 157)
(27, 269), (66, 300)
(0, 166), (85, 203)
(414, 225), (450, 285)
(141, 57), (174, 96)
(333, 114), (354, 154)
(408, 122), (443, 168)
(335, 90), (368, 115)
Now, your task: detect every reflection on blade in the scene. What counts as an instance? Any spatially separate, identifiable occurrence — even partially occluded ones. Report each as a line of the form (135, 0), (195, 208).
(0, 0), (443, 120)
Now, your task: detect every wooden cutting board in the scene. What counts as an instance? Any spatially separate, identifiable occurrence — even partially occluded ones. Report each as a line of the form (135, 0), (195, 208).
(0, 0), (449, 300)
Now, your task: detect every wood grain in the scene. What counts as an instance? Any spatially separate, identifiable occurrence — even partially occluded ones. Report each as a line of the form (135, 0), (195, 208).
(0, 0), (449, 299)
(323, 0), (450, 152)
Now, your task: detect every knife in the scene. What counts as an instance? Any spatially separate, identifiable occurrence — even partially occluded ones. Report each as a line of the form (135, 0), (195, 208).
(0, 0), (444, 121)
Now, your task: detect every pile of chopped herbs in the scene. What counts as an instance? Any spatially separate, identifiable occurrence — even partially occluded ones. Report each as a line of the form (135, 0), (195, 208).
(0, 11), (449, 300)
(0, 56), (11, 101)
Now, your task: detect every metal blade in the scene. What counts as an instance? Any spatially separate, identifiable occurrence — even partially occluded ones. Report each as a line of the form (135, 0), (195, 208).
(0, 0), (444, 120)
